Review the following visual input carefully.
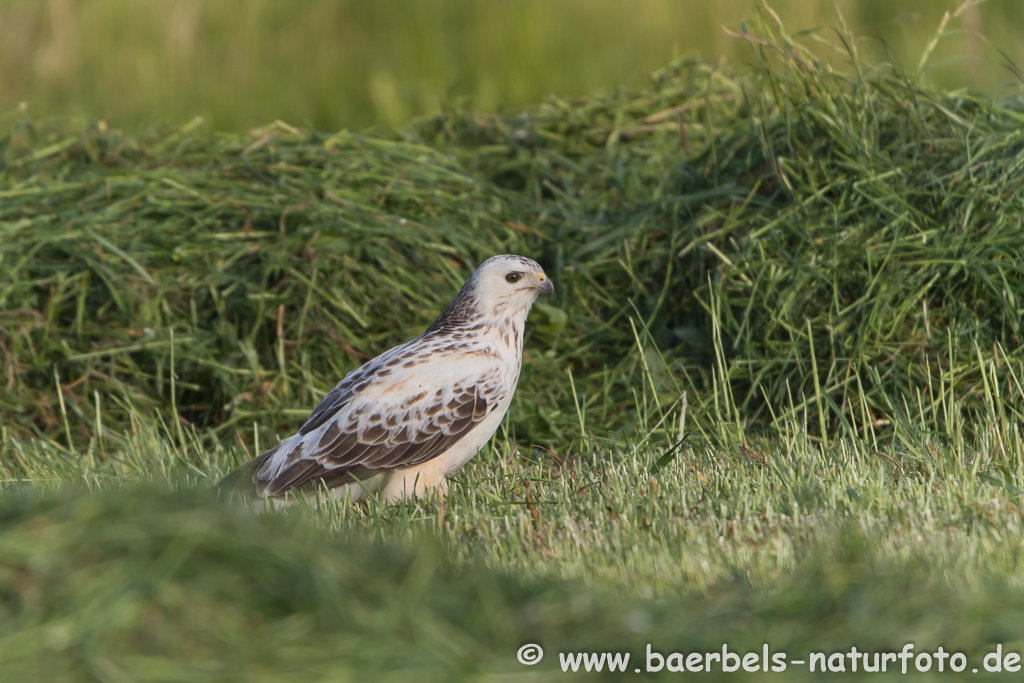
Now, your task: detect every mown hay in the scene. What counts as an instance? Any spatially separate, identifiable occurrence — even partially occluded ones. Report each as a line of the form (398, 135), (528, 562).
(1, 23), (1022, 448)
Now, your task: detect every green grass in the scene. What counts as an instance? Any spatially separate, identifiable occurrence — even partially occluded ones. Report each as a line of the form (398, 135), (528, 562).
(3, 8), (1023, 449)
(3, 0), (1022, 131)
(4, 14), (1024, 681)
(4, 375), (1024, 679)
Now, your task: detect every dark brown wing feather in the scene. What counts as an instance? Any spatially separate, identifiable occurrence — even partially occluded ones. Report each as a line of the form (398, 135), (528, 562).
(253, 384), (498, 496)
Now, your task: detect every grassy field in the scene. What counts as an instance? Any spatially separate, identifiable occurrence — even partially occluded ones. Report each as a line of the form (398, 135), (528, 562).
(3, 15), (1024, 681)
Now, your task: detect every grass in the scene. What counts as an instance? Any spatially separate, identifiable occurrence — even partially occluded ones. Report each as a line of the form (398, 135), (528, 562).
(4, 370), (1024, 679)
(3, 11), (1024, 681)
(3, 8), (1024, 452)
(2, 0), (1022, 130)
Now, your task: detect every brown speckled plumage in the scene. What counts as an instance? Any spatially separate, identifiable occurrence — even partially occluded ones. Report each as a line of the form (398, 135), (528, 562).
(219, 254), (553, 504)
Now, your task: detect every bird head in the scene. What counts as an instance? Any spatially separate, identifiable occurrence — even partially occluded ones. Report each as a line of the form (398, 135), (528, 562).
(435, 254), (553, 329)
(476, 254), (552, 294)
(471, 254), (553, 322)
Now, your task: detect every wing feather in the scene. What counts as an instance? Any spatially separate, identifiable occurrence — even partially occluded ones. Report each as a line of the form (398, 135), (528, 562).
(250, 348), (508, 496)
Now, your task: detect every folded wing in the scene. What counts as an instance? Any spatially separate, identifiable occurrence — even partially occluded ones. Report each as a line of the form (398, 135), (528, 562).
(249, 352), (506, 497)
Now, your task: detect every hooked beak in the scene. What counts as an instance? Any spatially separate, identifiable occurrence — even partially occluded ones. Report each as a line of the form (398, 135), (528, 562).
(536, 274), (554, 295)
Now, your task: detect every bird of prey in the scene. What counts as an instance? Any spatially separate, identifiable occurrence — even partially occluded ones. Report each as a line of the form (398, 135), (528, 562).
(218, 254), (553, 505)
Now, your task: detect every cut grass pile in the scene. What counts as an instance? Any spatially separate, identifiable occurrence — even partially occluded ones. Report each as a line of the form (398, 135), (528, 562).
(3, 15), (1024, 681)
(2, 15), (1023, 450)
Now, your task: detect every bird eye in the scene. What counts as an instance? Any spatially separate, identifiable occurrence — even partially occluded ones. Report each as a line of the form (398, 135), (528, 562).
(505, 272), (522, 284)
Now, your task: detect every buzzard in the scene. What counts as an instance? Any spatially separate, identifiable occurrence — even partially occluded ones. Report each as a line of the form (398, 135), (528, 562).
(219, 254), (553, 504)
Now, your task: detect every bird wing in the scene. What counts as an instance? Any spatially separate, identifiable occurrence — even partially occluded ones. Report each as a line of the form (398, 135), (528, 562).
(250, 342), (509, 496)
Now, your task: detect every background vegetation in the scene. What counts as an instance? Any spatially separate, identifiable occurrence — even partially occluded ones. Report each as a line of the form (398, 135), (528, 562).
(2, 0), (1023, 130)
(2, 3), (1022, 451)
(3, 2), (1024, 680)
